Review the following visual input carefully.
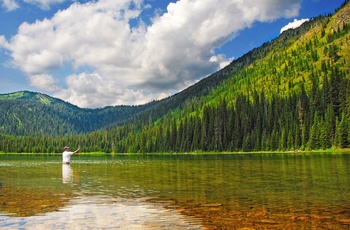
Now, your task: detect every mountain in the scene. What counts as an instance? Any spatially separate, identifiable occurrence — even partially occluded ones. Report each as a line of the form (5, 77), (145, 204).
(1, 1), (349, 153)
(0, 91), (156, 136)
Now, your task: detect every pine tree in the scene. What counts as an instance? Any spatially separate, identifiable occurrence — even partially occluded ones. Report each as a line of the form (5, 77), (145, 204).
(309, 115), (319, 150)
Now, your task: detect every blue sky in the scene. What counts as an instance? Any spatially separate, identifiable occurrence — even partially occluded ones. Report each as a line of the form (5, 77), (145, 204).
(0, 0), (344, 108)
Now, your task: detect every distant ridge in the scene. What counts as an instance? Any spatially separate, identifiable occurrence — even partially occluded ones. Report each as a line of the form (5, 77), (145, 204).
(0, 90), (156, 136)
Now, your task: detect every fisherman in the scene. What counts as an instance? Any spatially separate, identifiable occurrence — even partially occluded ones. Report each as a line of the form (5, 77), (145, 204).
(62, 146), (80, 164)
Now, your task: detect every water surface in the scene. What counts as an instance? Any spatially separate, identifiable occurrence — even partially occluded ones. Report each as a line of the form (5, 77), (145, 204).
(0, 153), (349, 229)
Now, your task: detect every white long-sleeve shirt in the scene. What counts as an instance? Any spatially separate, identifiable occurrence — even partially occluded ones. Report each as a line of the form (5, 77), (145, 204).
(62, 151), (74, 163)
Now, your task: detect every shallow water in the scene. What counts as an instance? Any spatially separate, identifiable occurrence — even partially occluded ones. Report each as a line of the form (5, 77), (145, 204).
(0, 153), (349, 229)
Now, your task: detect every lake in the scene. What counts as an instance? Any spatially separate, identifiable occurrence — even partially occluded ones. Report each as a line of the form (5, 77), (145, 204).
(0, 153), (349, 229)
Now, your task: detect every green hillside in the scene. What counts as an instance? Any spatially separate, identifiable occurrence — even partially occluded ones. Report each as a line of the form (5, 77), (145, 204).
(0, 1), (349, 153)
(0, 91), (155, 136)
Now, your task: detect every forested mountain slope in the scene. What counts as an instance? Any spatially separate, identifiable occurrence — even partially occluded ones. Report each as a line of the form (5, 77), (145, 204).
(99, 1), (350, 153)
(104, 0), (350, 153)
(0, 91), (155, 136)
(1, 1), (349, 153)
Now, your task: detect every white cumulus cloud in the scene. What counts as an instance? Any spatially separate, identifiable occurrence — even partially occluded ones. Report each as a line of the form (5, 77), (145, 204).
(280, 18), (309, 33)
(29, 74), (60, 92)
(2, 0), (19, 11)
(2, 0), (302, 108)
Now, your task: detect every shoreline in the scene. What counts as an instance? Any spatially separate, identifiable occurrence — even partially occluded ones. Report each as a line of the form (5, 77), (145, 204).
(1, 148), (350, 156)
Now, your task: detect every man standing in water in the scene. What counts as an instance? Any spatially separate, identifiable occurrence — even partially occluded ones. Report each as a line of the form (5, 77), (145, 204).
(62, 146), (80, 164)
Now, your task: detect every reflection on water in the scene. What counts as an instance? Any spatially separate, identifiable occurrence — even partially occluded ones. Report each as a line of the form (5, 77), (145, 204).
(61, 164), (79, 184)
(0, 196), (202, 230)
(62, 164), (73, 184)
(0, 153), (350, 229)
